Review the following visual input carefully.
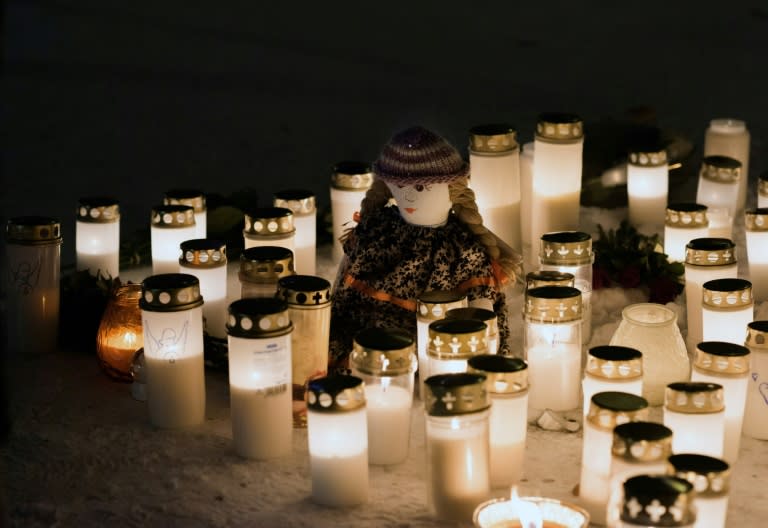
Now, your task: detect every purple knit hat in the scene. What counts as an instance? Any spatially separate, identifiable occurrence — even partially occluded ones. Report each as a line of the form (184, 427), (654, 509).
(372, 126), (469, 185)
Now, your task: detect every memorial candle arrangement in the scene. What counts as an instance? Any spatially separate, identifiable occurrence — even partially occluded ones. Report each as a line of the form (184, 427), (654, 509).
(150, 205), (196, 275)
(758, 172), (768, 208)
(276, 274), (331, 427)
(350, 327), (416, 466)
(743, 321), (768, 440)
(179, 239), (228, 339)
(744, 208), (768, 302)
(140, 273), (205, 428)
(306, 375), (368, 507)
(416, 290), (468, 399)
(467, 123), (521, 249)
(667, 454), (730, 528)
(424, 372), (491, 522)
(468, 354), (528, 489)
(579, 392), (649, 525)
(663, 203), (709, 263)
(703, 118), (750, 213)
(226, 297), (293, 459)
(96, 283), (143, 381)
(238, 246), (295, 298)
(683, 238), (737, 351)
(617, 475), (695, 528)
(5, 216), (62, 356)
(626, 144), (669, 233)
(446, 307), (499, 355)
(663, 382), (725, 458)
(701, 278), (754, 344)
(695, 155), (742, 239)
(582, 345), (643, 416)
(164, 189), (207, 239)
(273, 189), (317, 275)
(524, 285), (582, 412)
(243, 207), (295, 252)
(427, 318), (487, 378)
(75, 197), (120, 279)
(690, 341), (750, 463)
(530, 113), (584, 246)
(329, 161), (373, 262)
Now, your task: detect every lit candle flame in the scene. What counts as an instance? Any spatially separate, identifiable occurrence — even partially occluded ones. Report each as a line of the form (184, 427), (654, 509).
(510, 487), (542, 528)
(123, 331), (137, 347)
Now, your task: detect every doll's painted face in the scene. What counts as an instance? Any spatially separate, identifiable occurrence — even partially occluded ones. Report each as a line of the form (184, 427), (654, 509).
(385, 181), (452, 226)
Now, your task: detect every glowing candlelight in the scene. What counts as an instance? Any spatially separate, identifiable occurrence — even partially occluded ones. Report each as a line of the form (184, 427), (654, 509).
(473, 487), (590, 528)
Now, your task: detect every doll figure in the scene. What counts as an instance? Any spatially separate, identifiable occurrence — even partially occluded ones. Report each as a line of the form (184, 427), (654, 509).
(329, 126), (520, 371)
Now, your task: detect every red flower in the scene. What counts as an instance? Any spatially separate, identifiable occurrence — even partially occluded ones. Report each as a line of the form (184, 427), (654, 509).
(617, 265), (642, 289)
(648, 276), (682, 304)
(592, 265), (612, 290)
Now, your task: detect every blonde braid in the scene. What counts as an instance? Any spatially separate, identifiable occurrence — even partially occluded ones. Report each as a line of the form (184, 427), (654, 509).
(339, 178), (392, 246)
(449, 177), (522, 283)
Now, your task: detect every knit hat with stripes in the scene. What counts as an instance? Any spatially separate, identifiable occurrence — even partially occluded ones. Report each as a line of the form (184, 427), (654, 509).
(373, 126), (468, 185)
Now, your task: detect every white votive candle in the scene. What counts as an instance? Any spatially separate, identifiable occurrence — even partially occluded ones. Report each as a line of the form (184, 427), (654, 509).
(582, 346), (643, 416)
(274, 189), (316, 275)
(446, 307), (499, 354)
(150, 205), (196, 275)
(745, 208), (768, 302)
(243, 207), (295, 253)
(76, 197), (120, 279)
(238, 246), (295, 299)
(664, 382), (725, 458)
(704, 118), (750, 213)
(667, 453), (730, 528)
(743, 321), (768, 439)
(627, 145), (669, 233)
(427, 318), (487, 379)
(164, 189), (207, 239)
(696, 155), (741, 239)
(179, 239), (228, 339)
(701, 278), (754, 344)
(330, 161), (373, 262)
(520, 142), (535, 270)
(664, 203), (709, 263)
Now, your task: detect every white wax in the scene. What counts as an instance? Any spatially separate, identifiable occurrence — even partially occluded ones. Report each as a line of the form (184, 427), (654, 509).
(627, 163), (668, 233)
(581, 375), (643, 416)
(76, 220), (120, 278)
(520, 142), (535, 270)
(364, 383), (412, 465)
(426, 415), (491, 521)
(607, 459), (668, 527)
(240, 281), (279, 299)
(531, 137), (583, 240)
(194, 211), (206, 239)
(759, 191), (768, 209)
(151, 225), (196, 275)
(417, 318), (430, 400)
(697, 178), (739, 219)
(702, 306), (753, 345)
(693, 496), (729, 528)
(530, 190), (582, 254)
(330, 187), (367, 262)
(292, 213), (316, 275)
(664, 225), (710, 263)
(145, 354), (206, 428)
(743, 348), (768, 439)
(539, 267), (592, 345)
(288, 304), (330, 410)
(469, 150), (522, 250)
(180, 264), (228, 339)
(746, 231), (768, 302)
(489, 393), (527, 488)
(684, 263), (737, 351)
(428, 357), (469, 377)
(705, 208), (733, 239)
(692, 369), (748, 463)
(663, 409), (725, 458)
(243, 233), (295, 254)
(480, 204), (522, 252)
(230, 384), (292, 459)
(526, 343), (581, 412)
(704, 119), (750, 213)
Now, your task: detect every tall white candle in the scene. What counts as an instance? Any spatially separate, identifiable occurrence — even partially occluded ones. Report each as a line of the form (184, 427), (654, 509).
(520, 142), (536, 271)
(696, 155), (742, 239)
(627, 146), (669, 233)
(427, 318), (487, 382)
(468, 124), (521, 250)
(664, 203), (709, 263)
(704, 118), (750, 213)
(274, 190), (316, 275)
(701, 278), (754, 344)
(330, 161), (373, 262)
(76, 197), (120, 279)
(164, 189), (207, 239)
(306, 375), (368, 506)
(179, 239), (228, 339)
(745, 209), (768, 302)
(582, 346), (643, 416)
(243, 207), (295, 253)
(446, 307), (499, 354)
(531, 113), (584, 246)
(743, 321), (768, 439)
(667, 454), (730, 528)
(238, 246), (295, 299)
(150, 205), (196, 275)
(664, 382), (725, 458)
(226, 298), (293, 459)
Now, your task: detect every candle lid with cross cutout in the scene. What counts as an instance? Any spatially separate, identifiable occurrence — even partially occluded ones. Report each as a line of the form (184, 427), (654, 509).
(427, 318), (487, 359)
(539, 231), (593, 266)
(524, 286), (582, 323)
(276, 275), (331, 308)
(424, 372), (489, 416)
(350, 327), (415, 376)
(417, 290), (468, 321)
(620, 475), (695, 526)
(684, 237), (736, 266)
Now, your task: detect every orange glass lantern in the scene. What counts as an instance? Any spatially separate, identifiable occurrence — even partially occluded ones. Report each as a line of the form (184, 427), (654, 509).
(97, 283), (144, 381)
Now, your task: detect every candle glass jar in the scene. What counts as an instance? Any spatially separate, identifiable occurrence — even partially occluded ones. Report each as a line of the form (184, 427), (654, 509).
(695, 156), (742, 239)
(140, 273), (205, 428)
(667, 454), (730, 528)
(582, 346), (643, 415)
(745, 208), (768, 302)
(150, 205), (196, 275)
(627, 145), (669, 233)
(684, 237), (737, 351)
(474, 495), (590, 528)
(579, 392), (649, 525)
(701, 278), (753, 344)
(610, 303), (689, 405)
(274, 189), (316, 275)
(307, 375), (368, 506)
(350, 327), (416, 466)
(243, 207), (295, 252)
(226, 297), (293, 459)
(743, 321), (768, 439)
(468, 124), (521, 249)
(664, 382), (725, 458)
(664, 203), (709, 263)
(96, 283), (143, 381)
(164, 189), (207, 239)
(5, 216), (62, 356)
(617, 475), (695, 527)
(539, 231), (593, 344)
(704, 118), (750, 213)
(276, 274), (331, 428)
(759, 172), (768, 208)
(530, 113), (584, 246)
(76, 197), (120, 279)
(524, 285), (582, 412)
(239, 246), (295, 298)
(179, 239), (228, 339)
(446, 307), (499, 354)
(691, 341), (750, 463)
(330, 161), (373, 262)
(468, 354), (528, 489)
(424, 372), (491, 522)
(526, 270), (575, 289)
(427, 318), (487, 378)
(416, 290), (468, 399)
